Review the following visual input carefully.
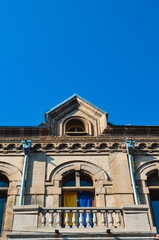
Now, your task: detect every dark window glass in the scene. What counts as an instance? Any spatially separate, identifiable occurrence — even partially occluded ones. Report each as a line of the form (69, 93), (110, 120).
(0, 174), (9, 188)
(0, 192), (7, 233)
(149, 189), (159, 233)
(147, 172), (159, 186)
(150, 189), (159, 201)
(62, 172), (76, 187)
(66, 119), (85, 132)
(80, 173), (93, 186)
(0, 174), (8, 235)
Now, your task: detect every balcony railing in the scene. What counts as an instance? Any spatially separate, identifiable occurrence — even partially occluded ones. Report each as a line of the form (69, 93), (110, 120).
(11, 204), (153, 235)
(39, 207), (122, 229)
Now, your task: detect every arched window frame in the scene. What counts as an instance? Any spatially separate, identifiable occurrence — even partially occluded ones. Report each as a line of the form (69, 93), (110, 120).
(62, 117), (92, 136)
(48, 160), (109, 209)
(136, 161), (159, 231)
(62, 170), (94, 189)
(61, 170), (95, 211)
(146, 170), (159, 233)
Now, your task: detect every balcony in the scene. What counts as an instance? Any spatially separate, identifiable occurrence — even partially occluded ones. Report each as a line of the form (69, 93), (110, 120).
(7, 205), (156, 239)
(39, 207), (122, 230)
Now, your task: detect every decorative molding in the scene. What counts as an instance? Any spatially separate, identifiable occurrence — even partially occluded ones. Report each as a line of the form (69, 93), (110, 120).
(0, 137), (159, 153)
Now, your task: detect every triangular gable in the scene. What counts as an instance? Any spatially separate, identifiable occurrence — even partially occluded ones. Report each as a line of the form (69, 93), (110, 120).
(45, 94), (107, 115)
(45, 94), (108, 136)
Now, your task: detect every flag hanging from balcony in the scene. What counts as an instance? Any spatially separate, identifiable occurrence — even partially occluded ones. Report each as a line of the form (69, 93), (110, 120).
(77, 191), (93, 226)
(63, 191), (93, 227)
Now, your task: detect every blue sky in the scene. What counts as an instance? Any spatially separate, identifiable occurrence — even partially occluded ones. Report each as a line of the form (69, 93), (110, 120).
(0, 1), (159, 126)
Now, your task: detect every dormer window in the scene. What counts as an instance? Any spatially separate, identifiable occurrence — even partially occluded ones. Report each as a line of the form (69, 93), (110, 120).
(65, 119), (87, 136)
(45, 95), (107, 136)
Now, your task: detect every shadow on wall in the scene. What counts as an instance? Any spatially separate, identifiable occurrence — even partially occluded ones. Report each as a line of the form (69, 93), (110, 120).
(24, 153), (57, 205)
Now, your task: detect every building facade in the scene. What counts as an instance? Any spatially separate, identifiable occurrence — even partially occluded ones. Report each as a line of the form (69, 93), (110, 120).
(0, 94), (159, 239)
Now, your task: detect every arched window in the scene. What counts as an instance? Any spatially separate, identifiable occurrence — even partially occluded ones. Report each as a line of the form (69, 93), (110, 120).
(147, 171), (159, 233)
(0, 173), (9, 234)
(65, 119), (87, 136)
(62, 171), (94, 226)
(62, 171), (93, 187)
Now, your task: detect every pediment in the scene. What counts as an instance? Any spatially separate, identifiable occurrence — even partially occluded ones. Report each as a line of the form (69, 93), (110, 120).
(45, 94), (108, 136)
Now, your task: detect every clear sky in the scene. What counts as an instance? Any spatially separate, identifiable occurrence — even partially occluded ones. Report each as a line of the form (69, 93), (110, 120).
(0, 1), (159, 126)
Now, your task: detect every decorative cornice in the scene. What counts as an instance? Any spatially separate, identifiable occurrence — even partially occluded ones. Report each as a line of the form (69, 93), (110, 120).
(0, 136), (159, 153)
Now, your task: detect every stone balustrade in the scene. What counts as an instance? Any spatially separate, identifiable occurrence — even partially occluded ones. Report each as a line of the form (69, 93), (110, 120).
(39, 207), (122, 229)
(12, 204), (153, 234)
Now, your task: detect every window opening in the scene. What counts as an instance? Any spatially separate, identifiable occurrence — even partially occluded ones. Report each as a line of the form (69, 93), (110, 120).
(147, 172), (159, 186)
(0, 173), (9, 235)
(62, 172), (76, 187)
(147, 172), (159, 233)
(80, 172), (93, 186)
(65, 119), (87, 136)
(62, 171), (94, 227)
(62, 171), (93, 188)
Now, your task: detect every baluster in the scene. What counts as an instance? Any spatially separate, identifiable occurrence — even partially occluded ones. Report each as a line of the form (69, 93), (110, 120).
(86, 210), (91, 228)
(72, 210), (77, 228)
(41, 211), (46, 227)
(49, 211), (53, 227)
(65, 211), (70, 228)
(92, 210), (97, 228)
(101, 210), (105, 227)
(56, 210), (61, 227)
(108, 210), (113, 228)
(79, 210), (84, 228)
(116, 210), (121, 227)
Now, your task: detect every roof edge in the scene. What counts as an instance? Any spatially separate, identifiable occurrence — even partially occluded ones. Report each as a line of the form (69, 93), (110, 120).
(45, 94), (107, 115)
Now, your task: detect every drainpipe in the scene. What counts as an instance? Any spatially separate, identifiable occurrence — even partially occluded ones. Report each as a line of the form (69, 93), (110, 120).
(19, 140), (31, 206)
(125, 140), (139, 205)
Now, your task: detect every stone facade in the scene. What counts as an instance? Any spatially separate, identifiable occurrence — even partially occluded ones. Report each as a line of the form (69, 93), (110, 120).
(0, 94), (159, 239)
